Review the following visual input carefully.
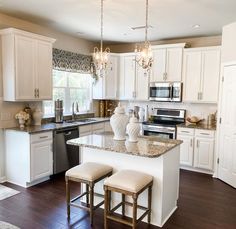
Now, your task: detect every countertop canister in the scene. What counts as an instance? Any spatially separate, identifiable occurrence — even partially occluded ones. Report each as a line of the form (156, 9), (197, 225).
(110, 103), (129, 141)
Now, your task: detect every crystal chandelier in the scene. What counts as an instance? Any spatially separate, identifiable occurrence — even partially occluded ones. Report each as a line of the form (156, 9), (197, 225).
(93, 0), (110, 76)
(135, 0), (153, 72)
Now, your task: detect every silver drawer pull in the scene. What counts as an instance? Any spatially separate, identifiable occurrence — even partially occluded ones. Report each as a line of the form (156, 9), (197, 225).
(200, 133), (210, 135)
(181, 131), (190, 133)
(39, 136), (48, 139)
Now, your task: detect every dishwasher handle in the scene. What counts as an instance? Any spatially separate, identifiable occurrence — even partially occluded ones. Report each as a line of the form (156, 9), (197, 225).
(64, 131), (72, 136)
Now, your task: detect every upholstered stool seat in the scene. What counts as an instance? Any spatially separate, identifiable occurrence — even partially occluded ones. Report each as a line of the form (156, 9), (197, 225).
(66, 162), (113, 182)
(104, 170), (153, 193)
(65, 162), (112, 226)
(104, 170), (153, 229)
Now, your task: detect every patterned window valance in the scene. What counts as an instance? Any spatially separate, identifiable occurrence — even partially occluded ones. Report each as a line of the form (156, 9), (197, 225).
(52, 48), (93, 74)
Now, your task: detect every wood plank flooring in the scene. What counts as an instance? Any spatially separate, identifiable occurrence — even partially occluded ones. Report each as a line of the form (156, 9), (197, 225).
(0, 170), (235, 229)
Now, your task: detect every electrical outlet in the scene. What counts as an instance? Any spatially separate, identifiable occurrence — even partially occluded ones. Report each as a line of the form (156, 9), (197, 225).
(0, 112), (13, 121)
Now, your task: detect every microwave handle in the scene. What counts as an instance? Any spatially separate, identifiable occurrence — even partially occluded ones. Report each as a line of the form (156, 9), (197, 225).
(170, 84), (174, 100)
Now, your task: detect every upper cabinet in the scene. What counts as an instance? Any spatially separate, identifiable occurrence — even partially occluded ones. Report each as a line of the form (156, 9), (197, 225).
(119, 53), (149, 101)
(183, 47), (221, 103)
(150, 43), (186, 82)
(92, 54), (119, 100)
(0, 28), (56, 101)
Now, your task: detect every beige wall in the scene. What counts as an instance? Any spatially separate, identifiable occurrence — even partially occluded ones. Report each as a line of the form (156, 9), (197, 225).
(107, 35), (222, 53)
(222, 22), (236, 63)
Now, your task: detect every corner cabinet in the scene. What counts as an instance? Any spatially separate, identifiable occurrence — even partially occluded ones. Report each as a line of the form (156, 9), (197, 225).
(150, 43), (186, 82)
(183, 46), (221, 103)
(0, 28), (56, 101)
(92, 54), (119, 100)
(5, 130), (53, 188)
(177, 127), (215, 174)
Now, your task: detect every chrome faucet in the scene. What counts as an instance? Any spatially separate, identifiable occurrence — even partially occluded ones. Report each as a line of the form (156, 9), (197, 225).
(72, 102), (79, 120)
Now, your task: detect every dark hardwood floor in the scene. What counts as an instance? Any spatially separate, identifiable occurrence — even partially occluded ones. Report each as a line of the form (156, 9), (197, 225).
(0, 170), (235, 229)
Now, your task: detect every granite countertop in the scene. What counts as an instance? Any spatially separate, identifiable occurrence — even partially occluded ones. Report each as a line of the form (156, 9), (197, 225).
(177, 122), (216, 131)
(67, 132), (182, 158)
(6, 117), (110, 134)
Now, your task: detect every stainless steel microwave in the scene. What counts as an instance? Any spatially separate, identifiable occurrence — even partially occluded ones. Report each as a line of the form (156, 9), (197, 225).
(149, 82), (183, 102)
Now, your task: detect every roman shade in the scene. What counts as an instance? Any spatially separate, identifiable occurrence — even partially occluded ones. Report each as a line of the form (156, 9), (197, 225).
(52, 48), (93, 74)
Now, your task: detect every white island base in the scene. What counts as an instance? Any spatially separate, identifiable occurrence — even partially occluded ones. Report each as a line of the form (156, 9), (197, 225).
(80, 145), (180, 227)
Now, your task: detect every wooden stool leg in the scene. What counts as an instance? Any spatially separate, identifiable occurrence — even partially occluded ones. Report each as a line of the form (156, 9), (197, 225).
(65, 177), (70, 219)
(89, 183), (94, 226)
(148, 185), (152, 224)
(132, 194), (138, 229)
(122, 193), (125, 216)
(86, 184), (89, 207)
(104, 186), (109, 229)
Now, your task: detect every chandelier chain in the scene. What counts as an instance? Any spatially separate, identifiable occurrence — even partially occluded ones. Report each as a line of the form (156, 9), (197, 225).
(100, 0), (103, 51)
(145, 0), (148, 43)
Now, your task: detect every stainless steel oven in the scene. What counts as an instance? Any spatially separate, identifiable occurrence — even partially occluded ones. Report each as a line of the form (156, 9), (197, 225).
(142, 108), (186, 139)
(149, 82), (182, 102)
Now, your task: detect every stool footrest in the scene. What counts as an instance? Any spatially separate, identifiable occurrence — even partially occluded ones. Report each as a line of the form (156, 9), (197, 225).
(106, 215), (133, 227)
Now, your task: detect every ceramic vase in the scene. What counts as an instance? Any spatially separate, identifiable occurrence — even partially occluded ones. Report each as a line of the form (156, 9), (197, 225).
(33, 107), (43, 126)
(126, 114), (140, 142)
(18, 118), (25, 129)
(110, 103), (129, 141)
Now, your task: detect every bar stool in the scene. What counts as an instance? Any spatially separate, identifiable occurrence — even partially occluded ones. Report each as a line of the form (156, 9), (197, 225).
(65, 162), (113, 225)
(104, 170), (153, 229)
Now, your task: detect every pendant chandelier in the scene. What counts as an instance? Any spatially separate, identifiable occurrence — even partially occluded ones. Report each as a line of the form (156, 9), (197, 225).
(135, 0), (153, 72)
(93, 0), (110, 76)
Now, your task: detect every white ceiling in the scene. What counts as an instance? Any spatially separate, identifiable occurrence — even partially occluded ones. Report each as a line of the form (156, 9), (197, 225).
(0, 0), (236, 43)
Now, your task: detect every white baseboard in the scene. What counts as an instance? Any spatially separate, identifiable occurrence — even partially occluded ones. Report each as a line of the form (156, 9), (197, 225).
(161, 206), (178, 227)
(180, 166), (213, 175)
(0, 176), (6, 183)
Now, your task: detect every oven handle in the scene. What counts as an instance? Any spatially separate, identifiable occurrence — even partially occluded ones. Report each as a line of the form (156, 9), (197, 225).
(143, 125), (175, 133)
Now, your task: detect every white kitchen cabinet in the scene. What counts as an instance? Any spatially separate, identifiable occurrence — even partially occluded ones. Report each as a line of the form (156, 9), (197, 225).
(92, 54), (119, 100)
(178, 133), (194, 166)
(119, 54), (136, 100)
(119, 53), (149, 100)
(194, 137), (214, 170)
(5, 130), (53, 187)
(177, 127), (215, 173)
(79, 122), (107, 136)
(31, 139), (53, 181)
(183, 46), (221, 103)
(0, 28), (55, 101)
(151, 43), (185, 82)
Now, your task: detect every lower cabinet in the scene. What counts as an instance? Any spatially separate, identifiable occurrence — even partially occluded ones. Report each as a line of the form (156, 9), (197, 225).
(5, 130), (53, 187)
(177, 127), (215, 173)
(79, 121), (110, 136)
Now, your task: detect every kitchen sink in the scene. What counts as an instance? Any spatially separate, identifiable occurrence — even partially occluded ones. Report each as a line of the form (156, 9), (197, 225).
(65, 118), (97, 124)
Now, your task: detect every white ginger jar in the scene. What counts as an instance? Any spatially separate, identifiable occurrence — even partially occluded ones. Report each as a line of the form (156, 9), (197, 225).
(110, 103), (129, 141)
(126, 114), (140, 142)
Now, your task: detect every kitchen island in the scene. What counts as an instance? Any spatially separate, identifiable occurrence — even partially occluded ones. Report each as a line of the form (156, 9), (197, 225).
(67, 133), (182, 227)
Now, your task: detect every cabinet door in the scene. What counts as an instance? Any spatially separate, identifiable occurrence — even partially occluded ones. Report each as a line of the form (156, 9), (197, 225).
(135, 65), (149, 100)
(201, 49), (220, 103)
(105, 55), (118, 99)
(36, 40), (53, 100)
(178, 134), (194, 166)
(119, 55), (136, 99)
(151, 49), (166, 82)
(194, 137), (214, 170)
(15, 35), (36, 100)
(183, 51), (202, 102)
(31, 140), (53, 181)
(165, 48), (183, 81)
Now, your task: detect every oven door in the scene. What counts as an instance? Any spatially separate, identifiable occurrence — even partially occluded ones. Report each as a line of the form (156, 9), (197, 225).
(143, 124), (176, 139)
(149, 82), (172, 101)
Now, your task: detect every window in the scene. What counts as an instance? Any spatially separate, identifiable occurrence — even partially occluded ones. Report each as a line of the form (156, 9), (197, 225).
(43, 70), (93, 116)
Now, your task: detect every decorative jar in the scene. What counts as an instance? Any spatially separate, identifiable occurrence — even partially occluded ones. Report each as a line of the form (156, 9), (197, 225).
(110, 103), (129, 141)
(126, 114), (140, 142)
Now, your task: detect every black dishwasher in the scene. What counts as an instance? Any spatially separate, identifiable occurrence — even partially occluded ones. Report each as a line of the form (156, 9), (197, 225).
(53, 127), (80, 174)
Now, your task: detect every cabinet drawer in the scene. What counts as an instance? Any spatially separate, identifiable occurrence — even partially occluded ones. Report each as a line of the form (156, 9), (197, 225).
(195, 129), (215, 138)
(177, 127), (194, 136)
(92, 123), (104, 131)
(79, 125), (92, 134)
(31, 131), (52, 143)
